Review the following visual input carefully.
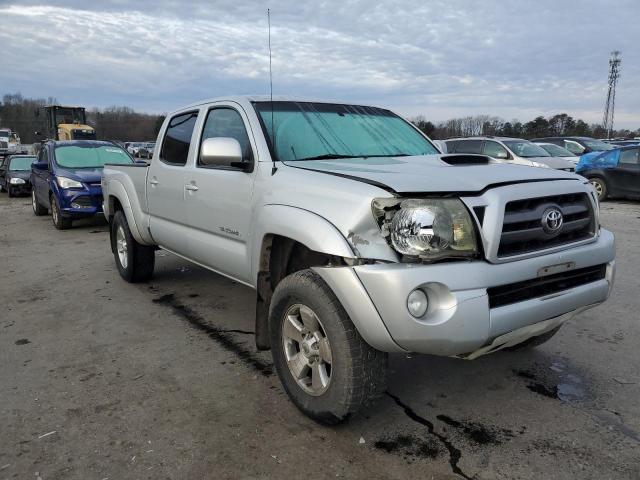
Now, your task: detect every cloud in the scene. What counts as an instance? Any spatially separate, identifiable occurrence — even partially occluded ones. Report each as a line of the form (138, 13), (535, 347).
(1, 1), (639, 128)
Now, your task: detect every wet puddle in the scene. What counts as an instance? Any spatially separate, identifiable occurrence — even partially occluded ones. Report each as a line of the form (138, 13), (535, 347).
(516, 361), (587, 402)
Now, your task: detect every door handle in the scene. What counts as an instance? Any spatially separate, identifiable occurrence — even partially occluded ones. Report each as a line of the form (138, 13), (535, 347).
(149, 178), (159, 186)
(185, 184), (199, 192)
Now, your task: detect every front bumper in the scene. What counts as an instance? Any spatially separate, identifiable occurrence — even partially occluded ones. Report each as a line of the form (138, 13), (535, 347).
(58, 184), (103, 218)
(7, 181), (31, 194)
(315, 229), (615, 357)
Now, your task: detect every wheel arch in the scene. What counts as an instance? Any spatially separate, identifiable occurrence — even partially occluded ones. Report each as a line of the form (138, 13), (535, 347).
(252, 205), (356, 350)
(105, 180), (153, 245)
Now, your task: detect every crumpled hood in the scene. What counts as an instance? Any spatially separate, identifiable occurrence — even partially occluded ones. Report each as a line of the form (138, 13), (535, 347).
(283, 155), (579, 193)
(56, 168), (103, 183)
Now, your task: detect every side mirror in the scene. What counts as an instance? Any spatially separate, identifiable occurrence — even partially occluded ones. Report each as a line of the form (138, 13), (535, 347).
(33, 161), (48, 171)
(495, 151), (509, 159)
(200, 137), (249, 170)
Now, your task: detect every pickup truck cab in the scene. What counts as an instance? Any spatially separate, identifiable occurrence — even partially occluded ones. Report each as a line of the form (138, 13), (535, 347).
(103, 96), (615, 424)
(31, 140), (133, 229)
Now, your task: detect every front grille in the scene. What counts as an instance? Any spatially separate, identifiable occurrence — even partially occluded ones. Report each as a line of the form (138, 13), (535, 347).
(498, 193), (595, 257)
(72, 196), (93, 207)
(488, 264), (606, 308)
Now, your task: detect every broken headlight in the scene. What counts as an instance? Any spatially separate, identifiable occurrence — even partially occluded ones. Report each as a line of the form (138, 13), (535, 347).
(372, 198), (478, 261)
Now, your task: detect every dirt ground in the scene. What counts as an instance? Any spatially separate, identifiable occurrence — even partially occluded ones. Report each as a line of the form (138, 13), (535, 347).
(1, 194), (639, 480)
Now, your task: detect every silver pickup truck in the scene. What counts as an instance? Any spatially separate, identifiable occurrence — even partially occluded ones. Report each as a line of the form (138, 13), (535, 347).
(102, 96), (615, 424)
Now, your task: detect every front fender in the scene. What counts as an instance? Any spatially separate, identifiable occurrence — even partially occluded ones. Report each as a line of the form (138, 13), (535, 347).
(251, 204), (355, 283)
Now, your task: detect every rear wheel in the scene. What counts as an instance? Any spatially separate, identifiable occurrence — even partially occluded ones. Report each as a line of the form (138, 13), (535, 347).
(269, 269), (388, 425)
(32, 189), (47, 216)
(589, 177), (607, 201)
(111, 210), (155, 282)
(51, 194), (72, 229)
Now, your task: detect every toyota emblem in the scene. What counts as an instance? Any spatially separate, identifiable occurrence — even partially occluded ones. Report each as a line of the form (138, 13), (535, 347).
(541, 207), (563, 235)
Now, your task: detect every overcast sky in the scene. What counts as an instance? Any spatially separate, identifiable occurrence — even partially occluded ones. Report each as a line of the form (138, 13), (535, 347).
(1, 0), (639, 127)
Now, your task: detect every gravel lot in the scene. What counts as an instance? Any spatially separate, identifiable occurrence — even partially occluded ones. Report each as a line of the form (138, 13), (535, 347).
(1, 194), (639, 480)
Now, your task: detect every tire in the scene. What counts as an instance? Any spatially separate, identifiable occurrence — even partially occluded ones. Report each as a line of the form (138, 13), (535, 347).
(269, 269), (388, 425)
(50, 194), (72, 230)
(589, 177), (608, 201)
(111, 210), (155, 282)
(0, 183), (5, 193)
(32, 189), (48, 216)
(505, 326), (561, 351)
(7, 187), (14, 197)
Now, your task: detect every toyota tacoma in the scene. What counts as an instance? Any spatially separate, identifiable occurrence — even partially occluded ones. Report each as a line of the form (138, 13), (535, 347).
(102, 96), (615, 424)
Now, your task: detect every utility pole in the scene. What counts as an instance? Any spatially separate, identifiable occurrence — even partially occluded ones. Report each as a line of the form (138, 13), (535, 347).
(602, 51), (621, 139)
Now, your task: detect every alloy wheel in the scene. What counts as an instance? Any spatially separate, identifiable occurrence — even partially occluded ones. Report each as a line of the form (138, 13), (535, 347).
(116, 226), (128, 269)
(282, 304), (332, 396)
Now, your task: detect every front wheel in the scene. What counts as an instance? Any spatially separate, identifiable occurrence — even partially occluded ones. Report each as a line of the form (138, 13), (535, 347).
(111, 210), (155, 282)
(51, 194), (72, 229)
(32, 189), (48, 216)
(7, 186), (14, 197)
(589, 177), (608, 201)
(269, 269), (388, 425)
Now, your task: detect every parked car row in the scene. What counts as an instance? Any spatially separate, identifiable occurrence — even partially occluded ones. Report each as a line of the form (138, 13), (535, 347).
(1, 141), (135, 230)
(125, 141), (155, 159)
(444, 137), (577, 170)
(434, 134), (639, 202)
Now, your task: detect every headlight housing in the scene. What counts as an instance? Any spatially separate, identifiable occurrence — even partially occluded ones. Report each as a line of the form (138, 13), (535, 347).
(56, 176), (83, 189)
(372, 198), (478, 261)
(9, 177), (26, 184)
(531, 161), (550, 168)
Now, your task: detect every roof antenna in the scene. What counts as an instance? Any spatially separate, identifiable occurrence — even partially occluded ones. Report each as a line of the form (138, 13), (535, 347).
(268, 8), (277, 175)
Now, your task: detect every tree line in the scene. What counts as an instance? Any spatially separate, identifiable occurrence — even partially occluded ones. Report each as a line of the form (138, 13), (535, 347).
(0, 93), (165, 144)
(412, 113), (640, 140)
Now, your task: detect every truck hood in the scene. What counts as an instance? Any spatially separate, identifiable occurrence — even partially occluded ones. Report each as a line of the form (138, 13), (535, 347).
(56, 168), (103, 184)
(282, 155), (579, 193)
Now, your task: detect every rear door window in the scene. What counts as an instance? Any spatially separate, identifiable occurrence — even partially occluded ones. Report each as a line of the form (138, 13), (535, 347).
(160, 111), (198, 166)
(444, 140), (458, 153)
(564, 141), (585, 155)
(619, 148), (639, 165)
(482, 141), (509, 158)
(454, 140), (483, 154)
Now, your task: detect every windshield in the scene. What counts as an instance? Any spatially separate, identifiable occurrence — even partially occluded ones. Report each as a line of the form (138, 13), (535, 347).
(253, 101), (438, 161)
(54, 145), (133, 169)
(53, 107), (86, 125)
(9, 156), (36, 170)
(584, 140), (614, 151)
(539, 143), (576, 157)
(503, 140), (550, 158)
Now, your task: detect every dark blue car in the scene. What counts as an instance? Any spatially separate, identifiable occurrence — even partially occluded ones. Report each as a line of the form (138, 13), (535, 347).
(576, 145), (640, 201)
(31, 140), (133, 229)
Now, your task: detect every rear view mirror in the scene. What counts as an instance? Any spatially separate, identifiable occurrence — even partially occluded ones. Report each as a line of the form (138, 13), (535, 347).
(33, 161), (48, 171)
(200, 137), (248, 170)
